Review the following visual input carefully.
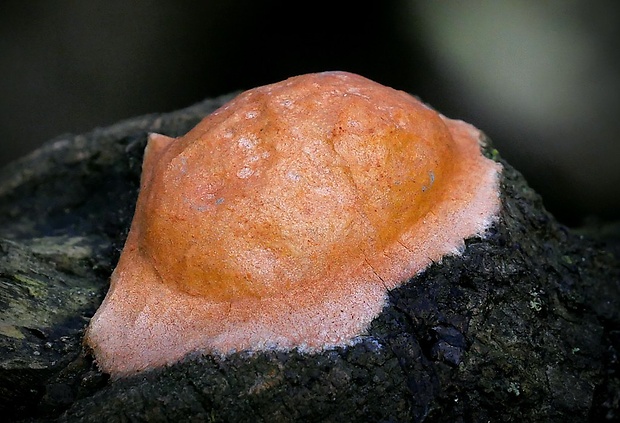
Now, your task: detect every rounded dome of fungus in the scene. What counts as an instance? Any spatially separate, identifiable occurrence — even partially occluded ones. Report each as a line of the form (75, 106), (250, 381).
(85, 71), (502, 376)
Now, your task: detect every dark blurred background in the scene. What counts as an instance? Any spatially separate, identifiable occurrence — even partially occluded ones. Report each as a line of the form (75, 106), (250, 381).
(1, 1), (618, 226)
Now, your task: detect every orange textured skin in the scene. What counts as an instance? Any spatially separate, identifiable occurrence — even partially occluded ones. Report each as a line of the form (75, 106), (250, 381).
(85, 71), (502, 376)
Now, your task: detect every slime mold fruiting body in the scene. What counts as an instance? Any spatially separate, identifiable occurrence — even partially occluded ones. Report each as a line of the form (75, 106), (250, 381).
(85, 71), (502, 376)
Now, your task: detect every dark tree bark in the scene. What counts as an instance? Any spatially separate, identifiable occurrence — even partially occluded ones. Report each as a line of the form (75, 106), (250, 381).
(0, 95), (618, 423)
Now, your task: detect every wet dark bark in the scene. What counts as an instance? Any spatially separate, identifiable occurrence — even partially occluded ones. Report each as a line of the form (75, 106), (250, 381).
(0, 95), (618, 423)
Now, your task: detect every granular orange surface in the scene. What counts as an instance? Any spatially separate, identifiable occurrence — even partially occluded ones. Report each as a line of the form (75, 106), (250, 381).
(85, 71), (502, 376)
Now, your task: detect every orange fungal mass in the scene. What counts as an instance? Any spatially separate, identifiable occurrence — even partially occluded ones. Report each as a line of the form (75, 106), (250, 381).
(85, 71), (502, 376)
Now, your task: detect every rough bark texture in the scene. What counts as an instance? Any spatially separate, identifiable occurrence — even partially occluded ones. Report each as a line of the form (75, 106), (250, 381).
(0, 95), (618, 422)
